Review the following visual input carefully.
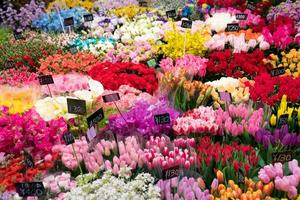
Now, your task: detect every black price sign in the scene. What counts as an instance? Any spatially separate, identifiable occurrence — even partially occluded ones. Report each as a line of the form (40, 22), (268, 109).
(166, 10), (176, 19)
(38, 75), (54, 85)
(67, 98), (86, 115)
(102, 93), (120, 103)
(247, 2), (256, 11)
(270, 67), (285, 77)
(103, 18), (111, 23)
(236, 13), (248, 20)
(64, 17), (74, 26)
(15, 182), (45, 197)
(154, 113), (170, 125)
(225, 23), (240, 32)
(163, 166), (183, 179)
(84, 14), (94, 22)
(24, 151), (34, 168)
(69, 46), (78, 54)
(14, 31), (23, 40)
(181, 20), (192, 29)
(4, 61), (14, 69)
(277, 114), (289, 128)
(139, 1), (147, 7)
(87, 108), (104, 128)
(63, 132), (75, 145)
(272, 151), (293, 163)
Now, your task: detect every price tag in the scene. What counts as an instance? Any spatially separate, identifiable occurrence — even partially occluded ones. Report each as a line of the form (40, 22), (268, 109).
(236, 13), (248, 20)
(103, 18), (111, 23)
(225, 23), (240, 32)
(181, 20), (192, 29)
(272, 151), (293, 163)
(270, 67), (285, 77)
(15, 182), (45, 197)
(154, 113), (170, 125)
(67, 98), (86, 115)
(87, 126), (97, 142)
(83, 14), (94, 22)
(38, 75), (54, 85)
(219, 92), (232, 103)
(69, 45), (78, 54)
(64, 17), (74, 26)
(63, 132), (75, 145)
(87, 108), (104, 128)
(4, 61), (14, 69)
(102, 93), (120, 103)
(247, 2), (256, 11)
(14, 31), (23, 40)
(139, 1), (147, 7)
(163, 166), (183, 179)
(24, 151), (34, 168)
(147, 59), (157, 68)
(166, 10), (176, 19)
(277, 114), (288, 128)
(238, 169), (244, 184)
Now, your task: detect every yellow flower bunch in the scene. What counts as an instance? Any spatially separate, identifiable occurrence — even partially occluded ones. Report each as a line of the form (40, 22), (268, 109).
(211, 178), (274, 200)
(270, 95), (300, 127)
(111, 5), (153, 19)
(264, 49), (300, 78)
(47, 0), (94, 12)
(160, 22), (211, 59)
(0, 86), (41, 114)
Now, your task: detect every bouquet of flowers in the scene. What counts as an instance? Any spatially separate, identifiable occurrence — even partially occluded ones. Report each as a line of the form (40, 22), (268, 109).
(109, 99), (179, 137)
(32, 7), (88, 32)
(88, 62), (158, 94)
(250, 73), (300, 105)
(105, 41), (158, 63)
(0, 0), (45, 31)
(173, 106), (219, 136)
(114, 13), (164, 44)
(39, 52), (98, 75)
(0, 106), (67, 157)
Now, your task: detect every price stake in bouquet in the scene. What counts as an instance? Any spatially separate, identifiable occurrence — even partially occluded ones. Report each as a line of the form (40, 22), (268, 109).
(270, 67), (285, 77)
(154, 113), (170, 125)
(15, 182), (45, 197)
(86, 108), (104, 142)
(272, 151), (293, 163)
(163, 166), (184, 180)
(181, 19), (193, 56)
(277, 114), (288, 128)
(64, 17), (74, 33)
(139, 1), (148, 7)
(38, 75), (54, 97)
(14, 31), (23, 40)
(83, 14), (94, 22)
(225, 23), (240, 32)
(102, 93), (124, 154)
(236, 13), (248, 20)
(166, 10), (176, 19)
(4, 60), (14, 70)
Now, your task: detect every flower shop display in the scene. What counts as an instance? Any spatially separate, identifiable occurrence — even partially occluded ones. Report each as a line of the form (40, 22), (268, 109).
(1, 0), (300, 199)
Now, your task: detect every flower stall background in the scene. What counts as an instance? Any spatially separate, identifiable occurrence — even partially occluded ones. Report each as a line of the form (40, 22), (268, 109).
(0, 0), (300, 199)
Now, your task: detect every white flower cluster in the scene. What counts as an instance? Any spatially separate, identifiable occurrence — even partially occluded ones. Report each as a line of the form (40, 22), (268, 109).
(114, 14), (164, 44)
(205, 12), (236, 33)
(64, 170), (160, 200)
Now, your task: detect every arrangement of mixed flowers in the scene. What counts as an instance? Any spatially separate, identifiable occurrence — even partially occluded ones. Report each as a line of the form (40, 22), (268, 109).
(0, 0), (300, 199)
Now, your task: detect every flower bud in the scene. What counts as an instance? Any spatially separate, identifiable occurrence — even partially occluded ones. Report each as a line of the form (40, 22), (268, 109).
(216, 170), (224, 183)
